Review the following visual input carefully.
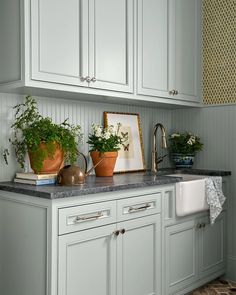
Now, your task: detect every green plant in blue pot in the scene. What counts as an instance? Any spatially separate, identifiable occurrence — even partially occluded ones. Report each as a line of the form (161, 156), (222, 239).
(169, 132), (203, 168)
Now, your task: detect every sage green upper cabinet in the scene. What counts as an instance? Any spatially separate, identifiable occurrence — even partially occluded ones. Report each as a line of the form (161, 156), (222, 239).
(137, 0), (202, 103)
(1, 0), (203, 106)
(31, 0), (88, 87)
(169, 0), (202, 102)
(88, 0), (133, 92)
(137, 0), (169, 98)
(31, 0), (133, 93)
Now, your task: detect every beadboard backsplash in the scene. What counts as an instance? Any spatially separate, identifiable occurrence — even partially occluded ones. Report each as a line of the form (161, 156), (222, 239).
(0, 93), (172, 181)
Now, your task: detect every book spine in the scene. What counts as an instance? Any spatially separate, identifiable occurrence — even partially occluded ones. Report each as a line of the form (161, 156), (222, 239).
(35, 179), (56, 185)
(16, 173), (57, 180)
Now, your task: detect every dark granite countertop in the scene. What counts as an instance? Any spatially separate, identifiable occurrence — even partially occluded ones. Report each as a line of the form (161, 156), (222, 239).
(0, 169), (231, 200)
(156, 168), (231, 177)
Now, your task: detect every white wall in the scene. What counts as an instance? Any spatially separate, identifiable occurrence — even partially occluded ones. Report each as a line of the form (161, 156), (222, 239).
(0, 93), (172, 181)
(172, 105), (236, 280)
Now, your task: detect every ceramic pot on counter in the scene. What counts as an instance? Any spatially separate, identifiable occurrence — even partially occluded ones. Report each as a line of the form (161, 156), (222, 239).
(172, 153), (194, 168)
(28, 142), (64, 174)
(90, 151), (118, 176)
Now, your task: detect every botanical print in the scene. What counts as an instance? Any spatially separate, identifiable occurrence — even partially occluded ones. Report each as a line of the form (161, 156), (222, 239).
(118, 126), (134, 159)
(104, 112), (145, 172)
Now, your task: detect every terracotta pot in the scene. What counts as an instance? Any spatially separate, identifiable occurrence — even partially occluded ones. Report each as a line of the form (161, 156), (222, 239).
(28, 142), (64, 174)
(90, 151), (118, 177)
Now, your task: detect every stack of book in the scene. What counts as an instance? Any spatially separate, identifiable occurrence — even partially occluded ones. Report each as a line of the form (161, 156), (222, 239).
(14, 172), (57, 185)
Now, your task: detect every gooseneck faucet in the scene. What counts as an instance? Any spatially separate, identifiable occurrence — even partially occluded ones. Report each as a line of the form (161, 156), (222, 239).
(151, 123), (168, 173)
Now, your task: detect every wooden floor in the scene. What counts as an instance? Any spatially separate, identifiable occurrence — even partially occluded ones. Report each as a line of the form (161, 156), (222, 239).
(191, 279), (236, 295)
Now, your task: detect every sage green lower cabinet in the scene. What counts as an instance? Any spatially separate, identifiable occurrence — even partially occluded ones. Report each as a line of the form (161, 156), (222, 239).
(58, 224), (117, 295)
(164, 212), (226, 295)
(165, 220), (198, 294)
(117, 215), (161, 295)
(58, 214), (161, 295)
(0, 186), (227, 295)
(199, 212), (226, 279)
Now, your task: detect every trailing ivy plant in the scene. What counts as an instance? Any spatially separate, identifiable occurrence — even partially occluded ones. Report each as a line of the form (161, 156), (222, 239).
(6, 95), (82, 172)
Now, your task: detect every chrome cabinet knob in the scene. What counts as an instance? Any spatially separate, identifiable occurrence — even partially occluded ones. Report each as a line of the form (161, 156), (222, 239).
(80, 76), (86, 82)
(113, 230), (120, 236)
(169, 90), (175, 95)
(120, 228), (126, 235)
(91, 77), (96, 82)
(196, 223), (202, 229)
(85, 76), (91, 83)
(174, 90), (179, 95)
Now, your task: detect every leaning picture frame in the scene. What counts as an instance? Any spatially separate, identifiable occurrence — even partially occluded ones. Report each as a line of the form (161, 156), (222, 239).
(104, 112), (146, 173)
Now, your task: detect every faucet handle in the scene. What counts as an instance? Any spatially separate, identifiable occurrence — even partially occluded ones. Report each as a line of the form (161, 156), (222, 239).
(156, 154), (168, 164)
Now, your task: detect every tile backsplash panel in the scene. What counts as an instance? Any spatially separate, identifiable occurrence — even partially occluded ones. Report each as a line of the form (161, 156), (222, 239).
(0, 93), (172, 181)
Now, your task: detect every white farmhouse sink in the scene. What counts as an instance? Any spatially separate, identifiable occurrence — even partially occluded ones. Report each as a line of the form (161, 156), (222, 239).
(167, 174), (209, 217)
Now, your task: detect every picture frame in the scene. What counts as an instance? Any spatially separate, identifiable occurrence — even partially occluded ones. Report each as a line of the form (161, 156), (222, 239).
(104, 112), (146, 173)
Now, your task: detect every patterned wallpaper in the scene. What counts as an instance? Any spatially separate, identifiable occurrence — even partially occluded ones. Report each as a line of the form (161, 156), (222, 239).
(203, 0), (236, 104)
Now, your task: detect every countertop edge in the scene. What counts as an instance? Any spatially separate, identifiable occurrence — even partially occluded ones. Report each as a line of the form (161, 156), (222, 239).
(0, 168), (231, 200)
(0, 176), (181, 200)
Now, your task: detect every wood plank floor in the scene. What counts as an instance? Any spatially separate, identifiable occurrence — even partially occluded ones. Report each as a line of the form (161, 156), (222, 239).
(191, 279), (236, 294)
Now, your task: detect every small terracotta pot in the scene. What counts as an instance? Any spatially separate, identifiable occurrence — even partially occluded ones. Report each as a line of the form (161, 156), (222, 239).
(90, 151), (118, 177)
(28, 142), (64, 174)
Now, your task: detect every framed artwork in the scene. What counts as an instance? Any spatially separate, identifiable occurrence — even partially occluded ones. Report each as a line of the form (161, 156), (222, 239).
(104, 112), (146, 173)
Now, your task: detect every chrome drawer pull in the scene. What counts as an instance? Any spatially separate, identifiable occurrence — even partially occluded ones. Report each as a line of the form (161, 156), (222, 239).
(75, 212), (103, 222)
(128, 203), (151, 213)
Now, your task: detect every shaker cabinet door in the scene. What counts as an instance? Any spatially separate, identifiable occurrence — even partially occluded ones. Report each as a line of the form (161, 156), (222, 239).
(88, 0), (133, 92)
(164, 220), (198, 294)
(31, 0), (88, 86)
(137, 0), (201, 103)
(117, 214), (161, 295)
(58, 224), (116, 295)
(199, 213), (226, 279)
(137, 0), (169, 98)
(168, 0), (201, 102)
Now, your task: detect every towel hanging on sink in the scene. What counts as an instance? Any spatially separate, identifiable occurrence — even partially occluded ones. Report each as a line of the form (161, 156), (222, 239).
(205, 176), (226, 225)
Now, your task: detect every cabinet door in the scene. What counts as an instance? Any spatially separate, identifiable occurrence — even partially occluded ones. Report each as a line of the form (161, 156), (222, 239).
(31, 0), (88, 86)
(199, 213), (226, 279)
(88, 0), (133, 92)
(58, 224), (116, 295)
(169, 0), (201, 102)
(117, 214), (161, 295)
(164, 220), (198, 294)
(137, 0), (169, 98)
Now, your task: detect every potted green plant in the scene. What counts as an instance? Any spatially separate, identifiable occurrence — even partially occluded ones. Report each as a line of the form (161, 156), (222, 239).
(87, 123), (128, 176)
(169, 132), (203, 168)
(6, 95), (82, 174)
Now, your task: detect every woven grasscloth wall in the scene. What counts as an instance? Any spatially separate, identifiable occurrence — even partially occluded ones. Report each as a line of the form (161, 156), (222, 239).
(203, 0), (236, 104)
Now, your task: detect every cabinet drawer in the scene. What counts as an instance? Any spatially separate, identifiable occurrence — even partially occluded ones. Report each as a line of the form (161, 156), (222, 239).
(117, 193), (161, 222)
(58, 201), (116, 235)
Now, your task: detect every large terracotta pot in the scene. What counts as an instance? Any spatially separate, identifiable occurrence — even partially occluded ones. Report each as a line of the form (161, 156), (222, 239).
(90, 151), (118, 177)
(28, 142), (64, 174)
